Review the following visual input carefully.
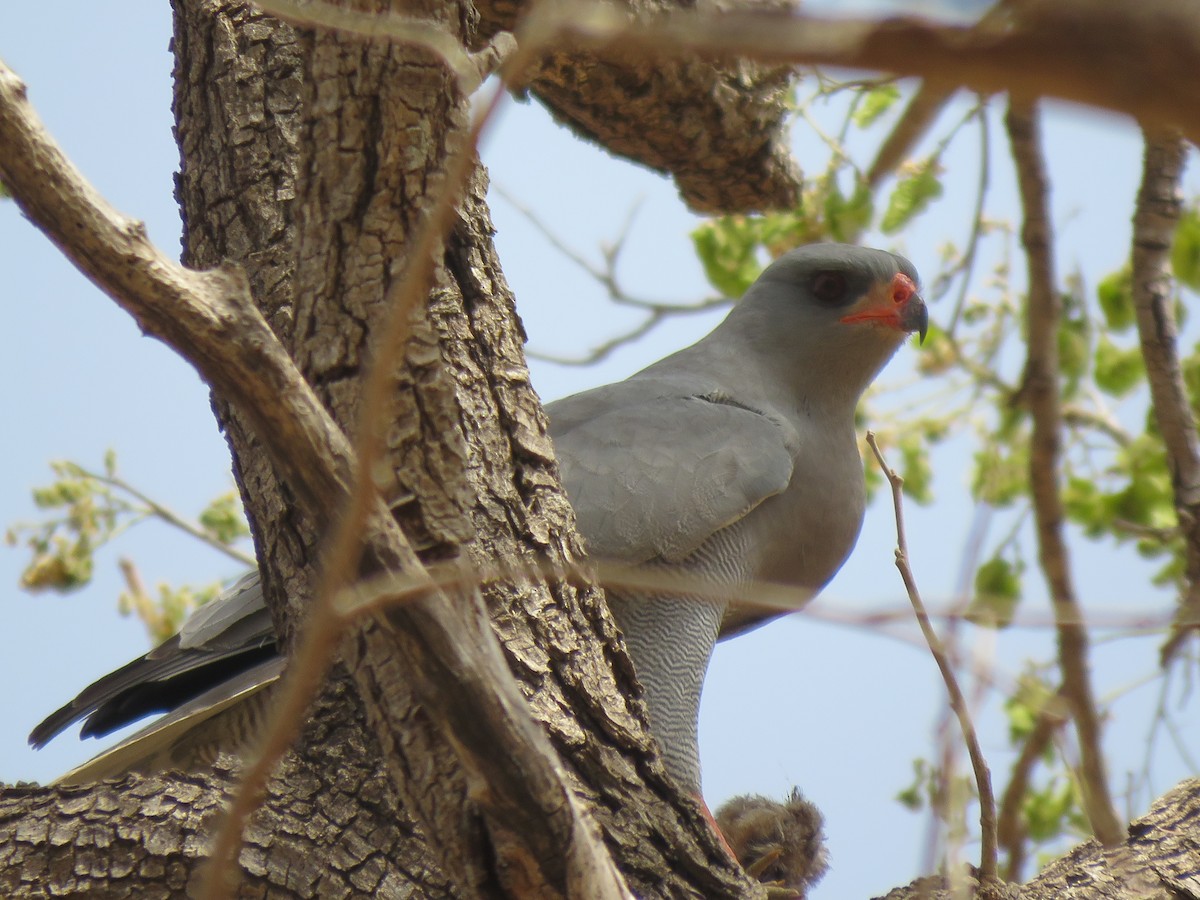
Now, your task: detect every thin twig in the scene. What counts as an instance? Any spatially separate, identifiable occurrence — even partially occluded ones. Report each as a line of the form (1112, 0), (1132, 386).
(76, 466), (255, 567)
(1128, 131), (1200, 665)
(945, 103), (990, 337)
(866, 431), (999, 885)
(493, 185), (730, 365)
(1006, 100), (1124, 845)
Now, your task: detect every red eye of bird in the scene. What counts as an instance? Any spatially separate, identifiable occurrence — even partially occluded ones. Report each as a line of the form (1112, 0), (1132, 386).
(892, 273), (917, 304)
(811, 271), (847, 304)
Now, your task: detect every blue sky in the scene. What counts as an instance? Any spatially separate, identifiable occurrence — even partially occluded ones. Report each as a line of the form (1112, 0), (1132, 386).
(2, 3), (1197, 897)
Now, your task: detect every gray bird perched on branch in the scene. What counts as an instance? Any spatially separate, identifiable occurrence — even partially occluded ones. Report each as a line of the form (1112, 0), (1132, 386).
(31, 243), (927, 827)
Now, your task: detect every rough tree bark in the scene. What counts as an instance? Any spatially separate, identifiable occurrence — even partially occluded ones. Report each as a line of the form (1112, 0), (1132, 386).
(4, 1), (1200, 898)
(1, 0), (774, 895)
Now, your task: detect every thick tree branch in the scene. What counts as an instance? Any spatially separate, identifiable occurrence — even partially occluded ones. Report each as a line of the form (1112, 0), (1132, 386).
(1128, 132), (1200, 665)
(526, 0), (1200, 146)
(881, 778), (1200, 900)
(487, 0), (802, 214)
(1006, 101), (1124, 846)
(0, 678), (455, 898)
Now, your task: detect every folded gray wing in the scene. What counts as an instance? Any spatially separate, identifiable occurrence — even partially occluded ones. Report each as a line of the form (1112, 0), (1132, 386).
(53, 656), (285, 785)
(29, 571), (277, 748)
(549, 389), (797, 564)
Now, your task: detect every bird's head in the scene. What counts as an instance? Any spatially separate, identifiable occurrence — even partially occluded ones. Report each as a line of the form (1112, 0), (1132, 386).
(723, 243), (928, 407)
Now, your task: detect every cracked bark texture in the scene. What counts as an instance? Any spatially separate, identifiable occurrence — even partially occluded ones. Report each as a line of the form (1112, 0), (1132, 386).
(477, 0), (802, 213)
(879, 778), (1200, 900)
(1, 677), (450, 898)
(0, 0), (758, 896)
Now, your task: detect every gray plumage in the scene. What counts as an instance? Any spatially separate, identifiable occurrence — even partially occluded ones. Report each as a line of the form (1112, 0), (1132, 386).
(32, 243), (926, 795)
(547, 243), (926, 791)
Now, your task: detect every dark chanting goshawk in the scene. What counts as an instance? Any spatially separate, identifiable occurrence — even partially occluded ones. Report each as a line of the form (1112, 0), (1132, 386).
(31, 242), (928, 832)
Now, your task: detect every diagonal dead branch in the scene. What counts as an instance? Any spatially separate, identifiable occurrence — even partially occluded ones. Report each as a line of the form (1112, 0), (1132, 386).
(1006, 100), (1124, 846)
(866, 432), (998, 886)
(1128, 132), (1200, 666)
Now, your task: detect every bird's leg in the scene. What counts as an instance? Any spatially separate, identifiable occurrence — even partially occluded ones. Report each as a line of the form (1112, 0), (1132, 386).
(607, 588), (735, 863)
(607, 591), (724, 797)
(696, 792), (741, 863)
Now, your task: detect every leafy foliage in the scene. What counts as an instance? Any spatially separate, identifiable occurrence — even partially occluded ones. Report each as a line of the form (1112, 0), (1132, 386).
(692, 80), (1200, 874)
(6, 452), (251, 640)
(881, 157), (944, 234)
(967, 555), (1023, 628)
(852, 84), (901, 129)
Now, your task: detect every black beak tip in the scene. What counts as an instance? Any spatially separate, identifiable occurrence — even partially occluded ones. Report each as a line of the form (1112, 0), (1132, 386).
(909, 297), (929, 345)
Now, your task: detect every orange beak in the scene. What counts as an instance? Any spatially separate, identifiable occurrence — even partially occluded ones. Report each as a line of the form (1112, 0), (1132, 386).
(839, 272), (928, 343)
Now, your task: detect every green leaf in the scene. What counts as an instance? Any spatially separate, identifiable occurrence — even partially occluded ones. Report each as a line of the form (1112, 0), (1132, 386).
(1096, 265), (1135, 332)
(1172, 205), (1200, 291)
(1064, 476), (1110, 536)
(881, 158), (943, 234)
(1184, 341), (1200, 419)
(1093, 334), (1145, 397)
(691, 217), (763, 297)
(895, 759), (931, 811)
(972, 439), (1029, 507)
(1101, 436), (1175, 531)
(198, 491), (251, 545)
(853, 83), (901, 129)
(967, 556), (1023, 628)
(756, 210), (811, 257)
(1004, 671), (1054, 745)
(824, 181), (874, 244)
(1024, 779), (1082, 842)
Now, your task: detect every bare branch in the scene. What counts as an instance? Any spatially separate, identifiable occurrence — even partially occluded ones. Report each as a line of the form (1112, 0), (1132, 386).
(80, 465), (256, 567)
(996, 690), (1069, 881)
(944, 105), (990, 336)
(865, 432), (999, 886)
(495, 187), (731, 364)
(1128, 131), (1200, 665)
(1006, 100), (1124, 846)
(0, 60), (353, 523)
